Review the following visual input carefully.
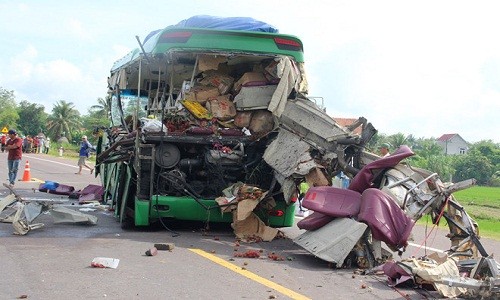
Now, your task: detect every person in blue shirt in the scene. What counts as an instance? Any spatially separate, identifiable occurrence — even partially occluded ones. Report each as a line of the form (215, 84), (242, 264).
(76, 135), (95, 174)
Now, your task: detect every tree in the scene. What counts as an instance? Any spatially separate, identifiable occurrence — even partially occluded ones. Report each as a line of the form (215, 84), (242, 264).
(46, 100), (82, 141)
(453, 154), (493, 185)
(0, 87), (20, 129)
(89, 97), (110, 119)
(470, 140), (500, 167)
(414, 139), (444, 159)
(366, 132), (385, 153)
(455, 140), (500, 185)
(81, 97), (112, 137)
(388, 132), (409, 149)
(17, 100), (48, 137)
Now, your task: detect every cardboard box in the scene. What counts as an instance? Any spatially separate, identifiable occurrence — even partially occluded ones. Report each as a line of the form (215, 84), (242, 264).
(234, 72), (268, 92)
(199, 72), (234, 94)
(305, 167), (331, 187)
(198, 55), (227, 72)
(234, 111), (253, 128)
(184, 85), (220, 105)
(205, 95), (237, 121)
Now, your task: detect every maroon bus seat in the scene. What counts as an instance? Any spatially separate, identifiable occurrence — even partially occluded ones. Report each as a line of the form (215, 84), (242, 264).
(78, 184), (105, 203)
(297, 212), (334, 231)
(358, 188), (415, 249)
(348, 145), (414, 194)
(302, 186), (361, 218)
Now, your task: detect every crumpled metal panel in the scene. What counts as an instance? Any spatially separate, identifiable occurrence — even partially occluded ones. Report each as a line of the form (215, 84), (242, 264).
(279, 99), (348, 151)
(294, 218), (367, 265)
(23, 202), (43, 223)
(50, 207), (98, 225)
(263, 129), (315, 178)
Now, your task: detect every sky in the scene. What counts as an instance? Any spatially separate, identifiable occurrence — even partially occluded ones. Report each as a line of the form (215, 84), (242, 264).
(0, 0), (499, 143)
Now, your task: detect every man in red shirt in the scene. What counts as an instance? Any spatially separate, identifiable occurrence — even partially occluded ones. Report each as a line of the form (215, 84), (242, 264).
(5, 129), (23, 187)
(1, 134), (6, 152)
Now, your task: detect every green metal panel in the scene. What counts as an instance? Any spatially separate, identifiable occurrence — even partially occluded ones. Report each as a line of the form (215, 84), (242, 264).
(152, 29), (304, 62)
(266, 201), (296, 227)
(112, 28), (304, 71)
(148, 196), (232, 223)
(118, 165), (132, 225)
(134, 199), (150, 226)
(144, 195), (295, 227)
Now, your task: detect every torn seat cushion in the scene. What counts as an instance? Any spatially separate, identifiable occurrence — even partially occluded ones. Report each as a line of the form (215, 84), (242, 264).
(302, 186), (361, 218)
(297, 212), (334, 231)
(348, 145), (415, 193)
(78, 184), (105, 203)
(358, 188), (415, 249)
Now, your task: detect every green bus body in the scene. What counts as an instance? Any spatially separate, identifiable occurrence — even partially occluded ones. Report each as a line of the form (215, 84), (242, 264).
(100, 21), (308, 228)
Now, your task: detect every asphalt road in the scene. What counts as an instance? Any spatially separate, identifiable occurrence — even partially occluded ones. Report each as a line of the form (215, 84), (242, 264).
(1, 152), (498, 300)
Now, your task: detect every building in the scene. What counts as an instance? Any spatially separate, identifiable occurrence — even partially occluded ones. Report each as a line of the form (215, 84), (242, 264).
(333, 117), (363, 135)
(436, 134), (469, 155)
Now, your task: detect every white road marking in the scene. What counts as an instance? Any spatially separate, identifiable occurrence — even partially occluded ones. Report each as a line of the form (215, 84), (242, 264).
(407, 242), (445, 253)
(23, 155), (79, 169)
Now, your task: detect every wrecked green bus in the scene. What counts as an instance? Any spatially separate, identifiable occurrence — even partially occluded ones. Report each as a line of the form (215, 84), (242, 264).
(97, 16), (366, 228)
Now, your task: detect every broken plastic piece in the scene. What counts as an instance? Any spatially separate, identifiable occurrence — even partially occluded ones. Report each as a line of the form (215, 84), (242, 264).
(91, 257), (119, 269)
(145, 247), (158, 256)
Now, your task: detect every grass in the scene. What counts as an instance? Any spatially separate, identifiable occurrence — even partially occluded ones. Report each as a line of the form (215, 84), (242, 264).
(417, 186), (500, 241)
(453, 186), (500, 240)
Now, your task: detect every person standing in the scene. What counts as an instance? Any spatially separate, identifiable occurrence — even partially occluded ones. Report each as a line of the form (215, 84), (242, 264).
(295, 181), (310, 217)
(5, 129), (23, 187)
(38, 136), (45, 154)
(378, 142), (391, 157)
(44, 137), (50, 154)
(76, 135), (95, 175)
(1, 134), (6, 153)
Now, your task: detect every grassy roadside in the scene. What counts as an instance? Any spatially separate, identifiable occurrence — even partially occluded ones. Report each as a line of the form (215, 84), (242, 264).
(418, 186), (500, 241)
(453, 186), (500, 240)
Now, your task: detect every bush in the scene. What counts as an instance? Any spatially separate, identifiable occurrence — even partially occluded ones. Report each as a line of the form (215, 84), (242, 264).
(490, 171), (500, 187)
(53, 142), (80, 158)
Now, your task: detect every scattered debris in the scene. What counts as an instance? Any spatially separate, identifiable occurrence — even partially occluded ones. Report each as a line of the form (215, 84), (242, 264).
(1, 183), (73, 235)
(234, 250), (261, 258)
(268, 253), (285, 261)
(383, 254), (500, 299)
(91, 257), (119, 269)
(154, 243), (175, 251)
(50, 207), (97, 225)
(78, 207), (97, 212)
(216, 184), (279, 242)
(145, 247), (158, 256)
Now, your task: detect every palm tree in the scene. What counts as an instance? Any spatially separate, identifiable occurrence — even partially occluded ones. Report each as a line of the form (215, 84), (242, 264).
(46, 100), (82, 141)
(389, 133), (408, 149)
(89, 97), (110, 119)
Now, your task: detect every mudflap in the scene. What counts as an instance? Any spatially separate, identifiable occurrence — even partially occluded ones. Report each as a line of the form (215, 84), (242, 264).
(293, 218), (367, 266)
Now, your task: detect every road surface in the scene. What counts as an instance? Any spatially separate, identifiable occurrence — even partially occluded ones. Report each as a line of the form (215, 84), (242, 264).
(0, 153), (498, 299)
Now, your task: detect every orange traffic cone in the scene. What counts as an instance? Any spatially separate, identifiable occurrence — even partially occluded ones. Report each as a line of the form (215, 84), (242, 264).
(22, 160), (32, 182)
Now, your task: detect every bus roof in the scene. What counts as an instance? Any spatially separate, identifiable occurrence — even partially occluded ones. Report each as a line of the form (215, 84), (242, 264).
(111, 16), (304, 72)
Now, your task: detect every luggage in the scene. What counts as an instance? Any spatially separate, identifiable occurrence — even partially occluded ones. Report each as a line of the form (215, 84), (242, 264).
(38, 181), (75, 196)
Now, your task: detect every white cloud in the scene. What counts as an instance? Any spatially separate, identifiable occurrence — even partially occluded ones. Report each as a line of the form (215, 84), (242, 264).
(67, 18), (93, 42)
(0, 0), (499, 143)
